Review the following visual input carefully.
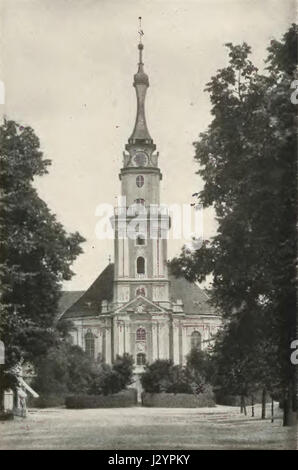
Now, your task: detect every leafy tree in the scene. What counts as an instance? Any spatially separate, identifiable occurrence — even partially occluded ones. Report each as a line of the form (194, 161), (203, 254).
(186, 348), (215, 385)
(33, 343), (99, 396)
(141, 360), (175, 394)
(112, 353), (134, 391)
(0, 120), (85, 409)
(170, 25), (297, 425)
(141, 358), (209, 395)
(89, 354), (134, 395)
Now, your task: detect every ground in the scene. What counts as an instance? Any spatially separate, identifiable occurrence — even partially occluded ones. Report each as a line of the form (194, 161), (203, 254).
(0, 404), (296, 450)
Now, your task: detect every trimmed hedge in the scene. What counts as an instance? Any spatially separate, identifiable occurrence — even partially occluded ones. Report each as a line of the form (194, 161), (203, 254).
(142, 391), (215, 408)
(65, 389), (137, 409)
(28, 395), (66, 408)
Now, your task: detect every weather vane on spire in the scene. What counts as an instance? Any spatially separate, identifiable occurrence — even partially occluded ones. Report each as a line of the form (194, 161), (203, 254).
(138, 16), (144, 44)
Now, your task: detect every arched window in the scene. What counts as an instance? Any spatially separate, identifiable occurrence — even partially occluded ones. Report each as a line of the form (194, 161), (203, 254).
(136, 327), (146, 341)
(85, 330), (95, 359)
(137, 256), (145, 274)
(136, 287), (146, 297)
(136, 353), (146, 365)
(191, 331), (202, 351)
(136, 235), (145, 245)
(136, 175), (144, 188)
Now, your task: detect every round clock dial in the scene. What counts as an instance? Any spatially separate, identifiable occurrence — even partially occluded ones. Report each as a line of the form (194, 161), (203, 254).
(134, 152), (148, 167)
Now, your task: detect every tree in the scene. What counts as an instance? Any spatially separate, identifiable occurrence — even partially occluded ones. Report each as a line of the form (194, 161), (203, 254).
(170, 26), (297, 425)
(33, 343), (99, 396)
(141, 358), (208, 395)
(186, 348), (215, 385)
(89, 354), (134, 395)
(112, 353), (134, 391)
(141, 360), (175, 394)
(0, 120), (85, 410)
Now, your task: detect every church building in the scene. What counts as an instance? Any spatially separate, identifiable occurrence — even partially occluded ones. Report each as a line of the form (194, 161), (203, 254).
(60, 36), (221, 375)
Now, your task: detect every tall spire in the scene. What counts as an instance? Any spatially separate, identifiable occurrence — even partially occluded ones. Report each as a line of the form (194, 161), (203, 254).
(128, 17), (153, 145)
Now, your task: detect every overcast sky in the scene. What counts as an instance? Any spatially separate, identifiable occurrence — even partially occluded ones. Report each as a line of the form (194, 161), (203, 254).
(0, 0), (294, 290)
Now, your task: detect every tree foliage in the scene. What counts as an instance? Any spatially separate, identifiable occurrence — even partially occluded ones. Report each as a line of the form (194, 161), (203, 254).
(34, 348), (135, 397)
(141, 357), (211, 395)
(33, 343), (97, 395)
(0, 120), (85, 406)
(170, 25), (297, 424)
(89, 353), (135, 395)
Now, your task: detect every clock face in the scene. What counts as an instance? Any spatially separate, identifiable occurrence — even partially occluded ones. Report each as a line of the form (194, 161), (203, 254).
(134, 151), (148, 167)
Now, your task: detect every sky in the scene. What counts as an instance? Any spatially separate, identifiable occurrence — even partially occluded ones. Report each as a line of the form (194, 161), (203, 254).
(0, 0), (295, 290)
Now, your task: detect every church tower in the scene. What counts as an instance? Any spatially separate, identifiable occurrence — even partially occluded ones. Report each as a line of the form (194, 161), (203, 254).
(113, 34), (170, 311)
(60, 26), (221, 376)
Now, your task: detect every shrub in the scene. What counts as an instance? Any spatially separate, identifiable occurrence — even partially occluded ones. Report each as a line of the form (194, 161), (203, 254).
(33, 343), (134, 398)
(28, 395), (66, 408)
(141, 360), (175, 393)
(32, 343), (98, 396)
(142, 389), (215, 408)
(141, 359), (211, 395)
(65, 389), (137, 408)
(88, 354), (134, 395)
(113, 353), (134, 390)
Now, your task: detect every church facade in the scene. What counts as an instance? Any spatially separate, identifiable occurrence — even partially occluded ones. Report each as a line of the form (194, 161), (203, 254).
(60, 38), (221, 374)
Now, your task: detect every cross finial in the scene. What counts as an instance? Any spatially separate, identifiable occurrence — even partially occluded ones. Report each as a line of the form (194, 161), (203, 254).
(138, 16), (144, 44)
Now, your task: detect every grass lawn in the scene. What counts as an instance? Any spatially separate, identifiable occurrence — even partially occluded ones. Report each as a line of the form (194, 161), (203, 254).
(0, 403), (296, 450)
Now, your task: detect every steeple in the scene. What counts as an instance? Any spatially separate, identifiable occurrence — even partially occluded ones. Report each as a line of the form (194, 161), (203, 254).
(128, 18), (153, 145)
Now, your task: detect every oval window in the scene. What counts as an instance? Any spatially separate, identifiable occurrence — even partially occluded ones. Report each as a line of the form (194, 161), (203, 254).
(136, 175), (144, 188)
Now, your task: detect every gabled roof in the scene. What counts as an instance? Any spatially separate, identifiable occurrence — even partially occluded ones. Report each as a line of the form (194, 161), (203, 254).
(168, 273), (216, 316)
(114, 295), (166, 314)
(60, 263), (216, 319)
(61, 264), (114, 319)
(58, 291), (84, 316)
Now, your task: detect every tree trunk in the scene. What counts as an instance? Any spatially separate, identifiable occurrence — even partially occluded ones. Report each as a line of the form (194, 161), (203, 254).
(243, 396), (247, 416)
(271, 396), (274, 423)
(261, 388), (266, 419)
(240, 395), (244, 414)
(0, 388), (4, 413)
(283, 387), (297, 426)
(0, 369), (5, 412)
(251, 395), (255, 417)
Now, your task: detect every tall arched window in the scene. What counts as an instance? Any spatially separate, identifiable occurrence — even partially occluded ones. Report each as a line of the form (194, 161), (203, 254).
(136, 353), (146, 365)
(137, 256), (145, 274)
(191, 330), (202, 351)
(85, 330), (95, 359)
(136, 327), (146, 341)
(136, 175), (144, 188)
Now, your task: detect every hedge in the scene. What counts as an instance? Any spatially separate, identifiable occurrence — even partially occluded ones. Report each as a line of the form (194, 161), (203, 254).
(28, 395), (66, 408)
(65, 388), (137, 409)
(142, 391), (215, 408)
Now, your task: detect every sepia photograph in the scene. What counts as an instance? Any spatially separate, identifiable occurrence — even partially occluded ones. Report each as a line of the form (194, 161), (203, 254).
(0, 0), (297, 453)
